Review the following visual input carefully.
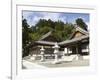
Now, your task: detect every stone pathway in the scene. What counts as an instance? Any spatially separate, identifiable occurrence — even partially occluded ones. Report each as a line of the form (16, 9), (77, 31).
(22, 60), (47, 69)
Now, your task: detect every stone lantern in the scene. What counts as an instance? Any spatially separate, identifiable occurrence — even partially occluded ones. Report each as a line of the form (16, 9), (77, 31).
(52, 42), (60, 64)
(40, 46), (45, 61)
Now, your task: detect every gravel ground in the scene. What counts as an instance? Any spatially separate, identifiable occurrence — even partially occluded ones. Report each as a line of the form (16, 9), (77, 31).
(38, 60), (89, 68)
(23, 59), (89, 69)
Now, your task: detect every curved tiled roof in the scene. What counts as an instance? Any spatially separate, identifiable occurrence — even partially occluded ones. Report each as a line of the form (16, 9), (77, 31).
(34, 25), (89, 46)
(69, 25), (89, 39)
(58, 35), (89, 46)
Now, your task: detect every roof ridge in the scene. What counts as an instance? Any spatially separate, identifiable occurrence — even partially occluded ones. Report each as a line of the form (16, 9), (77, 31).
(69, 25), (89, 39)
(58, 35), (89, 46)
(39, 31), (52, 40)
(76, 26), (89, 34)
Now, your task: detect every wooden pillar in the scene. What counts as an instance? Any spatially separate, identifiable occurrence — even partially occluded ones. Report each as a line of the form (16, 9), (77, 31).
(87, 44), (89, 55)
(76, 42), (83, 60)
(67, 47), (69, 55)
(76, 45), (79, 54)
(67, 47), (68, 55)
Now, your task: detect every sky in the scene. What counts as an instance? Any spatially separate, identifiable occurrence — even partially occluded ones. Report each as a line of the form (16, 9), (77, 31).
(22, 11), (90, 28)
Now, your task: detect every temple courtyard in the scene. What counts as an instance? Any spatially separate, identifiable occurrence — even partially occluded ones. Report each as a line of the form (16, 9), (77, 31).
(22, 57), (89, 69)
(22, 26), (89, 69)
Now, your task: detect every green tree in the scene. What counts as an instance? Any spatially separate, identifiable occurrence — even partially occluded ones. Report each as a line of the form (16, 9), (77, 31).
(52, 31), (63, 42)
(62, 23), (75, 40)
(76, 18), (87, 31)
(38, 26), (52, 35)
(55, 20), (64, 31)
(22, 19), (32, 57)
(47, 19), (55, 29)
(22, 19), (29, 47)
(35, 19), (47, 28)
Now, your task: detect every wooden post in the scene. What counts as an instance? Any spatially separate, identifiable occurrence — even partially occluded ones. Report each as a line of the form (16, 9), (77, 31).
(76, 45), (78, 54)
(87, 44), (89, 55)
(76, 45), (80, 60)
(77, 42), (83, 60)
(67, 48), (69, 55)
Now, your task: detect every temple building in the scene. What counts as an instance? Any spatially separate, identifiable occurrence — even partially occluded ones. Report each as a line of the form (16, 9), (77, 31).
(59, 26), (89, 56)
(30, 25), (89, 60)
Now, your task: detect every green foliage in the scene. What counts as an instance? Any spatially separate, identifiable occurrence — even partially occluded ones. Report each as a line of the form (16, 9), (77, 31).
(38, 26), (52, 35)
(55, 20), (64, 31)
(76, 18), (87, 31)
(22, 19), (30, 47)
(52, 31), (63, 42)
(22, 18), (76, 44)
(29, 33), (40, 41)
(34, 19), (75, 41)
(22, 19), (32, 57)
